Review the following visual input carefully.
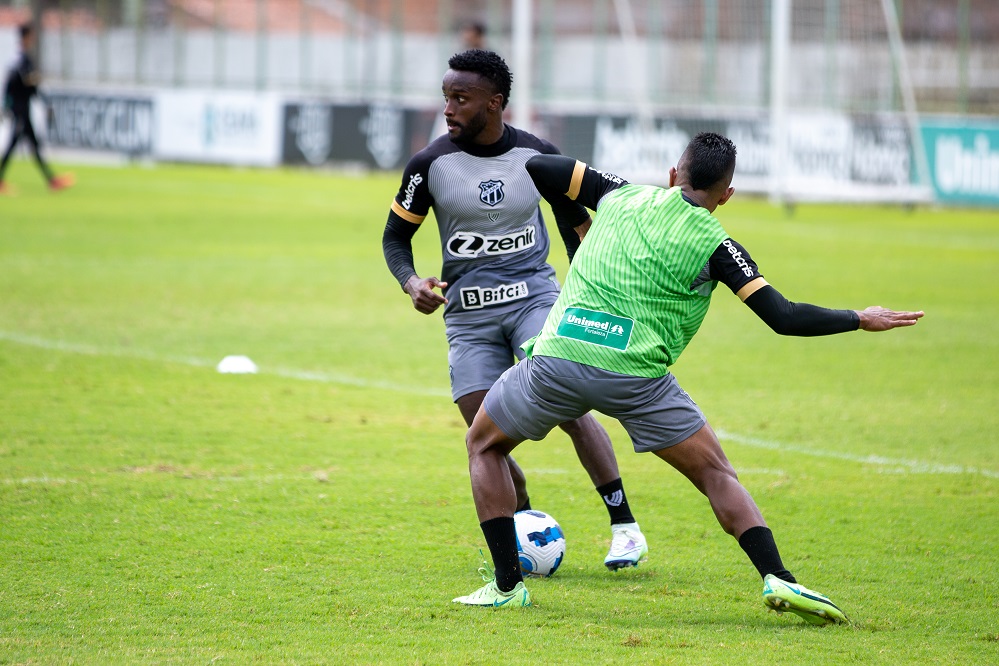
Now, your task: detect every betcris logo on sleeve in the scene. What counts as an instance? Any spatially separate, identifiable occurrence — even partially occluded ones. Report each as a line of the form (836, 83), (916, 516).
(722, 240), (755, 278)
(401, 172), (423, 210)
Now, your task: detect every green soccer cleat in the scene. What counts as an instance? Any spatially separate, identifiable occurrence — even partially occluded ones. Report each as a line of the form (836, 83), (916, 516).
(452, 578), (531, 609)
(762, 574), (849, 626)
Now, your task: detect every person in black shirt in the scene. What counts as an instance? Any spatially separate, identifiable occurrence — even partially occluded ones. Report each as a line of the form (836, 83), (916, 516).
(1, 23), (73, 195)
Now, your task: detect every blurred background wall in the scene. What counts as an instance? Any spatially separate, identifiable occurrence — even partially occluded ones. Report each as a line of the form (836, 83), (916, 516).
(2, 0), (997, 204)
(1, 0), (995, 114)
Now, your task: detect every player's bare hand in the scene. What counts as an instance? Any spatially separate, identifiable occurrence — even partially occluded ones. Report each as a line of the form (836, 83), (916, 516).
(404, 275), (448, 314)
(574, 218), (592, 240)
(856, 306), (924, 332)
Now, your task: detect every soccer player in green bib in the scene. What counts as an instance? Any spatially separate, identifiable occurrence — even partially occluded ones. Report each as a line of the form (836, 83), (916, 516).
(452, 132), (924, 623)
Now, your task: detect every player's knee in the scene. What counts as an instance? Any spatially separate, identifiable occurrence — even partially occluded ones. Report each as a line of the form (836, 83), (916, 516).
(464, 424), (509, 458)
(464, 427), (488, 456)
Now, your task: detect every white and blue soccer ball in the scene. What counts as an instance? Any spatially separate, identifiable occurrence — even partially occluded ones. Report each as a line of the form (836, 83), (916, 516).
(515, 510), (566, 577)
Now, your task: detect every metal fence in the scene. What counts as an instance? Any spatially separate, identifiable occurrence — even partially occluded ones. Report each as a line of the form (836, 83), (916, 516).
(1, 0), (997, 115)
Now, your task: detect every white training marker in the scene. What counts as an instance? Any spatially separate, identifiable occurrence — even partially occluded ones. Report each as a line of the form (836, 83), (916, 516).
(216, 355), (258, 374)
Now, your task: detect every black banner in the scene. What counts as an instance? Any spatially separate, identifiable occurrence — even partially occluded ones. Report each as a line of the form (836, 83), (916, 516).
(282, 102), (414, 169)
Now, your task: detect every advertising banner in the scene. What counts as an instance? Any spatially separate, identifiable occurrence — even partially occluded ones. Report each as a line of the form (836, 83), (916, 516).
(282, 102), (412, 170)
(45, 92), (154, 156)
(47, 84), (999, 208)
(155, 90), (282, 166)
(540, 114), (762, 187)
(540, 111), (917, 198)
(922, 119), (999, 205)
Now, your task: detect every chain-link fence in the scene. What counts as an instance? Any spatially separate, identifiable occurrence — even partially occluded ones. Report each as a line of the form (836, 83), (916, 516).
(1, 0), (997, 115)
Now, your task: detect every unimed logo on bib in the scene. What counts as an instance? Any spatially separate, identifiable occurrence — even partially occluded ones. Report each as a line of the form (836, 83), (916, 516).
(555, 308), (634, 352)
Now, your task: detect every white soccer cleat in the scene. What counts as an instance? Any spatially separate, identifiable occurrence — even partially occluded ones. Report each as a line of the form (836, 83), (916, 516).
(604, 522), (649, 571)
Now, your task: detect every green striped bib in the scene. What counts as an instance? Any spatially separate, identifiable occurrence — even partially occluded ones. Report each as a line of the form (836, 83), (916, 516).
(527, 185), (729, 377)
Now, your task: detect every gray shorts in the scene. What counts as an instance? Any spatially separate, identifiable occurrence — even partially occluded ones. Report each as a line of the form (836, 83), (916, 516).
(445, 292), (558, 401)
(483, 355), (706, 453)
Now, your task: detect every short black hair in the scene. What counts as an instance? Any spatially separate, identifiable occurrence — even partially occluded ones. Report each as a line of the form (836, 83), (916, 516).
(447, 49), (512, 110)
(682, 132), (737, 191)
(19, 22), (33, 39)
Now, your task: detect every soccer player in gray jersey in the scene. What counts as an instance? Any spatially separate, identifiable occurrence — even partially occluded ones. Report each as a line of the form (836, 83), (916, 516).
(453, 133), (923, 619)
(382, 50), (648, 570)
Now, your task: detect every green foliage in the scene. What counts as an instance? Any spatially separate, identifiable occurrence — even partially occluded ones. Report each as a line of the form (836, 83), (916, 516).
(1, 162), (997, 664)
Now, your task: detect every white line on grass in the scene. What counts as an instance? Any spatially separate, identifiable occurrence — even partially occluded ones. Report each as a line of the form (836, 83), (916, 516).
(2, 477), (77, 485)
(3, 330), (996, 479)
(715, 430), (999, 479)
(0, 330), (450, 397)
(2, 473), (328, 486)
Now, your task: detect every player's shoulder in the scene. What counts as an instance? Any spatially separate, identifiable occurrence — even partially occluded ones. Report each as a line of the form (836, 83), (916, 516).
(404, 135), (462, 172)
(509, 126), (561, 155)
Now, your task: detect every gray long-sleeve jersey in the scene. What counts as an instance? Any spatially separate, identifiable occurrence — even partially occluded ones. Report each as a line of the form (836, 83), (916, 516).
(385, 124), (588, 320)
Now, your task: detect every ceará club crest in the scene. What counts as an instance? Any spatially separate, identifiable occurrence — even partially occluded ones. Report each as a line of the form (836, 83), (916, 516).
(478, 180), (504, 206)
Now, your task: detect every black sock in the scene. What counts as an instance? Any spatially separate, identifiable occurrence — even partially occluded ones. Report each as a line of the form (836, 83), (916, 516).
(595, 478), (636, 525)
(480, 516), (524, 592)
(516, 497), (532, 512)
(738, 526), (796, 584)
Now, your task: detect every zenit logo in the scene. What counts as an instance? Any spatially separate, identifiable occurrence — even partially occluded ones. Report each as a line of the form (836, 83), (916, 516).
(447, 226), (536, 258)
(722, 239), (755, 278)
(460, 281), (529, 310)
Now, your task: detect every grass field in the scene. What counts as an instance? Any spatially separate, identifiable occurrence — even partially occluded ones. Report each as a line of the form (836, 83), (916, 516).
(1, 160), (997, 664)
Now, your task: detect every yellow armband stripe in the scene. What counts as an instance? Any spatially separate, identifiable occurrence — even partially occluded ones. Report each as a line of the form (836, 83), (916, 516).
(565, 160), (587, 201)
(736, 277), (769, 302)
(390, 200), (425, 224)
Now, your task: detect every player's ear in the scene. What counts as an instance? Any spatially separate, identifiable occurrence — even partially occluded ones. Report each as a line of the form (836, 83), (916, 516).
(717, 186), (735, 207)
(668, 167), (678, 187)
(489, 93), (504, 112)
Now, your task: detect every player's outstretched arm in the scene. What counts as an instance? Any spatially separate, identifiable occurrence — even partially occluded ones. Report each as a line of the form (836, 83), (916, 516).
(718, 240), (923, 336)
(855, 306), (924, 332)
(743, 283), (923, 336)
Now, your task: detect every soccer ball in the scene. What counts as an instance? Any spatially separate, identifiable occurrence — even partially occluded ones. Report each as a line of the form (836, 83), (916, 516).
(514, 510), (566, 577)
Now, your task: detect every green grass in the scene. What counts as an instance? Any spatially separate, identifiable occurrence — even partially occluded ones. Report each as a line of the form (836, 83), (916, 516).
(1, 160), (998, 664)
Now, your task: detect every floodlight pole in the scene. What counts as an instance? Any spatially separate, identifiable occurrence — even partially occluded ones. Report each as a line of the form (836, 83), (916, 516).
(511, 0), (533, 132)
(769, 0), (791, 206)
